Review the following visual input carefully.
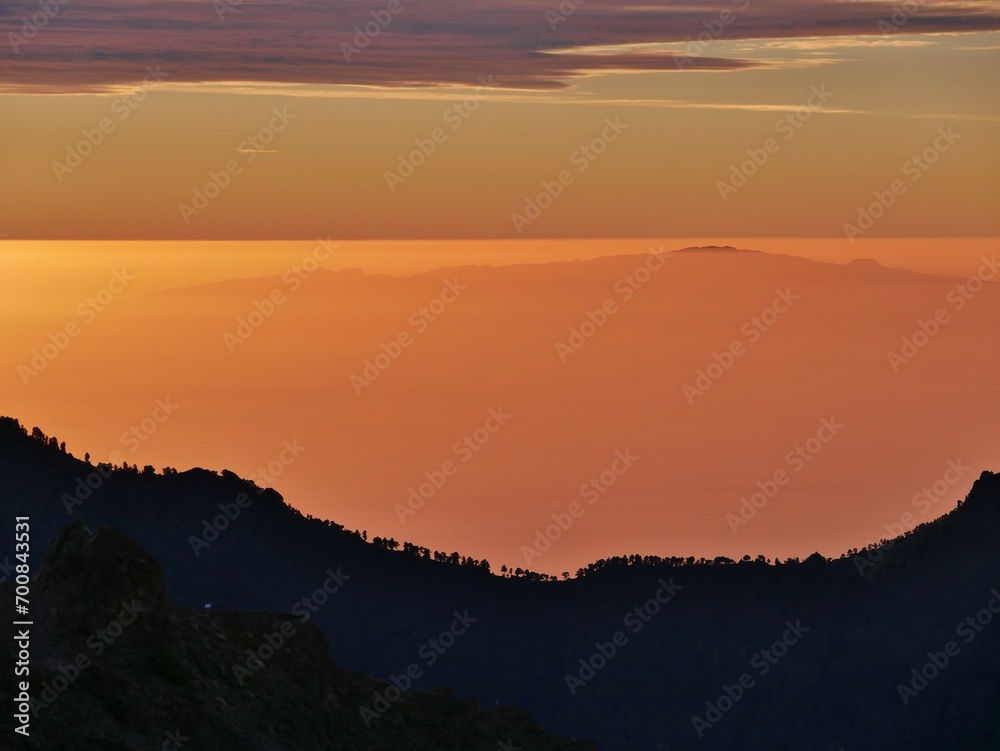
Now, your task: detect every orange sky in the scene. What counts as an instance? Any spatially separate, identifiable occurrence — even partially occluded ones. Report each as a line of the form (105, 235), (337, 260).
(2, 2), (998, 573)
(2, 29), (999, 238)
(1, 241), (998, 574)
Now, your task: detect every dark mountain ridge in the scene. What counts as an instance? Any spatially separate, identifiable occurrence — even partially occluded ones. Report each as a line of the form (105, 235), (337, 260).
(2, 416), (999, 749)
(0, 520), (592, 750)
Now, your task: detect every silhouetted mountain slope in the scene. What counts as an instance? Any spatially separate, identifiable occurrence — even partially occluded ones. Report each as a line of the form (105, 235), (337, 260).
(12, 247), (999, 575)
(0, 520), (592, 751)
(2, 418), (1000, 750)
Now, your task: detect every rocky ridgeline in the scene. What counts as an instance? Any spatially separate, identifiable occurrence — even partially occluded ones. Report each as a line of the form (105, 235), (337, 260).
(0, 522), (592, 751)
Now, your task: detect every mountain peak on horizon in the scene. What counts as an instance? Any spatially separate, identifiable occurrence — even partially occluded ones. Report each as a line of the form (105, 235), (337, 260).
(674, 245), (756, 254)
(848, 257), (884, 268)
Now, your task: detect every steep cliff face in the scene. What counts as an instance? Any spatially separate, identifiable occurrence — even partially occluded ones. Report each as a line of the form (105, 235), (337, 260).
(0, 522), (592, 751)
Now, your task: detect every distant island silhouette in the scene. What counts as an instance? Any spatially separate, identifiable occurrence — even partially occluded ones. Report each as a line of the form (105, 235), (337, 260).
(22, 246), (995, 578)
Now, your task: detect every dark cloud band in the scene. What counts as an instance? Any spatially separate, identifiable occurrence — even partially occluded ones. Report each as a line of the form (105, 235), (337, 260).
(2, 0), (999, 91)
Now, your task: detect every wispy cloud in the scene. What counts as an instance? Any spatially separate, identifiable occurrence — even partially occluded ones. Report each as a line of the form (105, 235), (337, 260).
(1, 0), (999, 92)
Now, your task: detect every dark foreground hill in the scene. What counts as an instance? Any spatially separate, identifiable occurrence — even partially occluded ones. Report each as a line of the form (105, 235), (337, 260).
(1, 417), (1000, 749)
(0, 521), (591, 751)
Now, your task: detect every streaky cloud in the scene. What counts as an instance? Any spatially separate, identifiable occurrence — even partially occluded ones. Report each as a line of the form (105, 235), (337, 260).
(2, 0), (1000, 91)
